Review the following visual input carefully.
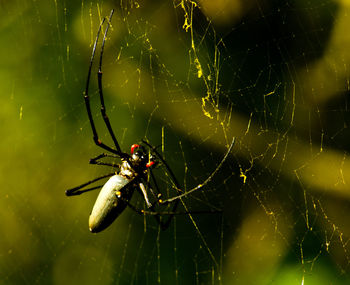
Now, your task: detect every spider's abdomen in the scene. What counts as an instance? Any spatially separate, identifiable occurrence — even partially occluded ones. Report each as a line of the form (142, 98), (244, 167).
(89, 175), (134, 233)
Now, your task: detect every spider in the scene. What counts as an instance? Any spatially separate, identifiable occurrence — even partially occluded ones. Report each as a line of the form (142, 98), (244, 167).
(65, 9), (235, 233)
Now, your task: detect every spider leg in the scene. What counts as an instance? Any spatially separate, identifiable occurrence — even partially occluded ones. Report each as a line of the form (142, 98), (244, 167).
(116, 176), (221, 230)
(148, 169), (163, 200)
(141, 141), (181, 228)
(120, 196), (221, 216)
(159, 136), (236, 203)
(142, 140), (181, 194)
(147, 168), (179, 229)
(89, 153), (122, 167)
(65, 172), (115, 196)
(138, 182), (152, 208)
(97, 10), (124, 156)
(142, 139), (181, 190)
(66, 184), (104, 196)
(84, 9), (127, 158)
(141, 138), (235, 228)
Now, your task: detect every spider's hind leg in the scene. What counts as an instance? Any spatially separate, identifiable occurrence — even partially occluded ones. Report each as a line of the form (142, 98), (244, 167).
(65, 172), (115, 196)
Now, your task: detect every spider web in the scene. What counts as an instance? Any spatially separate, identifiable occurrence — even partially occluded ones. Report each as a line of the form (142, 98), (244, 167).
(2, 0), (350, 284)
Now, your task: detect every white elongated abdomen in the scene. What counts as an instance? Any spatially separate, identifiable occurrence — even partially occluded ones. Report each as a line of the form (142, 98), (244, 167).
(89, 175), (133, 233)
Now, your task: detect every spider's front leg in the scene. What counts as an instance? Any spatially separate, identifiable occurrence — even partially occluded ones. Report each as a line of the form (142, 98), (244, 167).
(89, 153), (123, 168)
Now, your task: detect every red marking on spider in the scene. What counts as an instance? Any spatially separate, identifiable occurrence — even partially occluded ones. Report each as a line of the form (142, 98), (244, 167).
(146, 161), (155, 168)
(131, 144), (140, 154)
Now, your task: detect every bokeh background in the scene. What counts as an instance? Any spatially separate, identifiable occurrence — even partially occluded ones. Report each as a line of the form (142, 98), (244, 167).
(2, 0), (350, 284)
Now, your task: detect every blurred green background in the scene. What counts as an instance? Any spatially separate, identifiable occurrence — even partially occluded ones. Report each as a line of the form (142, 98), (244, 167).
(2, 0), (350, 284)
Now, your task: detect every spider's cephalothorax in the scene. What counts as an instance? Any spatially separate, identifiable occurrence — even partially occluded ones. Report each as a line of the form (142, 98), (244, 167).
(127, 144), (156, 174)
